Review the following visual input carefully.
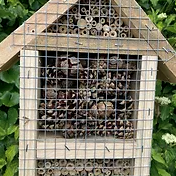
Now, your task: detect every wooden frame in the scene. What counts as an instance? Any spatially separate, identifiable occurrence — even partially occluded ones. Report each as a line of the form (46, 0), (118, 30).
(134, 56), (158, 175)
(0, 0), (175, 82)
(19, 50), (40, 176)
(19, 49), (158, 175)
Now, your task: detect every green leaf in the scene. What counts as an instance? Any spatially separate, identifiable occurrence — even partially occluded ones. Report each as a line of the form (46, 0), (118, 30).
(152, 149), (167, 166)
(0, 158), (6, 169)
(7, 125), (18, 135)
(3, 159), (18, 176)
(14, 126), (19, 140)
(7, 108), (18, 126)
(0, 91), (19, 107)
(5, 145), (18, 163)
(150, 0), (159, 7)
(160, 106), (170, 121)
(29, 0), (35, 6)
(172, 94), (176, 107)
(0, 126), (6, 140)
(163, 84), (173, 94)
(157, 169), (171, 176)
(156, 80), (162, 96)
(0, 65), (19, 85)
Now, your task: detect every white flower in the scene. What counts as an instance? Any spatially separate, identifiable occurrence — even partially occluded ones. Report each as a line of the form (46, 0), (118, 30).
(162, 133), (176, 144)
(158, 13), (167, 19)
(155, 96), (171, 105)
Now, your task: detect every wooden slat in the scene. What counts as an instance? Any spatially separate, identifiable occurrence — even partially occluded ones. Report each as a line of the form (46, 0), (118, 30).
(27, 34), (156, 55)
(134, 56), (158, 176)
(37, 138), (136, 159)
(19, 50), (40, 176)
(112, 0), (176, 83)
(0, 0), (78, 71)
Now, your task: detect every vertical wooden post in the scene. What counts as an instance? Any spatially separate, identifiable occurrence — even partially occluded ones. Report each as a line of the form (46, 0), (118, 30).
(19, 50), (39, 176)
(134, 56), (158, 176)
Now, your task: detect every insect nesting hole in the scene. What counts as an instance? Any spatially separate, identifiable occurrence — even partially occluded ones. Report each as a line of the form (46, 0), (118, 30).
(38, 52), (139, 139)
(37, 159), (133, 176)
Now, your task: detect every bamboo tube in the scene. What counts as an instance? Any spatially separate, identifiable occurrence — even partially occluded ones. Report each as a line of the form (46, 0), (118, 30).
(75, 162), (84, 172)
(96, 23), (103, 31)
(109, 8), (116, 15)
(87, 23), (92, 30)
(68, 29), (74, 34)
(85, 10), (90, 16)
(103, 24), (110, 32)
(101, 8), (109, 16)
(120, 32), (127, 38)
(73, 28), (79, 34)
(80, 170), (87, 176)
(85, 16), (93, 23)
(58, 26), (67, 33)
(51, 24), (58, 33)
(45, 161), (52, 168)
(91, 0), (96, 4)
(100, 18), (106, 24)
(66, 162), (75, 170)
(47, 168), (53, 174)
(38, 161), (45, 168)
(46, 28), (52, 33)
(113, 168), (121, 175)
(37, 168), (45, 175)
(107, 17), (114, 24)
(59, 159), (67, 167)
(92, 9), (99, 16)
(53, 169), (61, 176)
(93, 162), (99, 168)
(69, 17), (74, 24)
(105, 170), (111, 176)
(85, 162), (93, 172)
(69, 169), (77, 176)
(90, 29), (97, 36)
(81, 7), (87, 14)
(61, 168), (69, 175)
(81, 29), (89, 35)
(74, 13), (81, 20)
(117, 27), (123, 33)
(114, 18), (123, 26)
(88, 172), (94, 176)
(103, 32), (109, 37)
(91, 20), (97, 27)
(69, 23), (75, 29)
(98, 31), (103, 36)
(113, 13), (119, 18)
(109, 31), (117, 37)
(123, 25), (129, 33)
(44, 173), (51, 176)
(77, 19), (87, 29)
(94, 168), (101, 176)
(72, 6), (78, 13)
(110, 24), (117, 31)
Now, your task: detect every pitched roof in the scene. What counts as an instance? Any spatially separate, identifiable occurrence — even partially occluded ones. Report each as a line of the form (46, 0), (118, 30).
(0, 0), (175, 82)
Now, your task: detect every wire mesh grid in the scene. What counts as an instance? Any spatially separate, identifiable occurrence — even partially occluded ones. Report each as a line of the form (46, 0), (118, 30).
(19, 0), (159, 176)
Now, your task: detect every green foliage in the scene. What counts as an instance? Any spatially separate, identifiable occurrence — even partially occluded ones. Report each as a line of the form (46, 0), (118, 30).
(0, 0), (176, 175)
(0, 0), (47, 175)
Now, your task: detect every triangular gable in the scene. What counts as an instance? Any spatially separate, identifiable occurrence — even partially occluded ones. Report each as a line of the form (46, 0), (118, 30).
(0, 0), (176, 82)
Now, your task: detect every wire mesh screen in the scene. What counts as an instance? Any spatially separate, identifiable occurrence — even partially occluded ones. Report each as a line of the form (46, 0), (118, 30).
(19, 0), (159, 176)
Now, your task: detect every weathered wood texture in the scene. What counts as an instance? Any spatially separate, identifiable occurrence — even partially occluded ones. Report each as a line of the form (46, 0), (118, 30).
(37, 138), (136, 159)
(0, 0), (78, 71)
(112, 0), (176, 82)
(27, 34), (156, 55)
(19, 50), (40, 176)
(134, 56), (158, 176)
